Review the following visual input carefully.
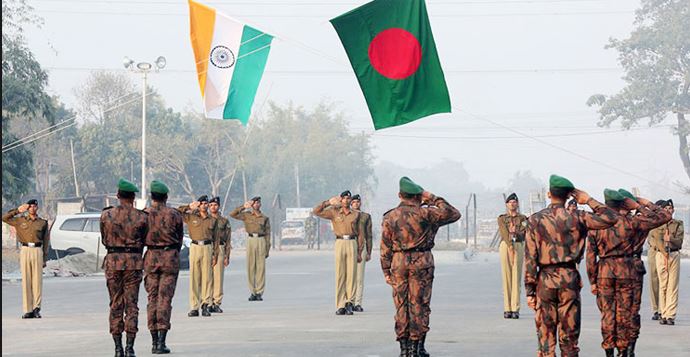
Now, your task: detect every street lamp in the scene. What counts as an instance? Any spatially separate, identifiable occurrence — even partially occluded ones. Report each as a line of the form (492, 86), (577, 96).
(123, 56), (166, 205)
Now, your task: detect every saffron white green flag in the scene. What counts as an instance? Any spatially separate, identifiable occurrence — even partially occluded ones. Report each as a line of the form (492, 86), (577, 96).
(188, 0), (272, 125)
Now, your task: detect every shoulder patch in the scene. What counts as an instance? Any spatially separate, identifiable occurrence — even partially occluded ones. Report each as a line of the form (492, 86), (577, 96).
(383, 208), (395, 217)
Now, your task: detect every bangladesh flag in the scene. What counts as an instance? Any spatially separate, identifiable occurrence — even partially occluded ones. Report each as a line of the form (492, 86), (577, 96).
(331, 0), (451, 130)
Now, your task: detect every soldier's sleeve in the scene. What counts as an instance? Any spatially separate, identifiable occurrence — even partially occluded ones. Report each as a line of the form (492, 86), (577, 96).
(177, 205), (192, 223)
(672, 221), (684, 250)
(355, 213), (365, 258)
(425, 196), (462, 226)
(380, 216), (394, 280)
(497, 216), (510, 244)
(225, 222), (232, 256)
(211, 219), (220, 261)
(633, 202), (672, 232)
(516, 215), (528, 241)
(647, 228), (664, 252)
(580, 198), (618, 230)
(2, 209), (20, 226)
(312, 200), (335, 220)
(524, 218), (538, 297)
(42, 220), (50, 259)
(366, 214), (373, 256)
(265, 217), (271, 252)
(175, 212), (184, 249)
(585, 233), (599, 286)
(100, 213), (107, 247)
(229, 205), (247, 221)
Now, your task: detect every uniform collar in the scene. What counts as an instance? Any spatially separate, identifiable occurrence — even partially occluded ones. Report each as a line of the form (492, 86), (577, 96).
(398, 198), (420, 208)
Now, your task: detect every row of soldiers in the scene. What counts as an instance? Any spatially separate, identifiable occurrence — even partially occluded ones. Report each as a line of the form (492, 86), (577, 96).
(495, 175), (682, 357)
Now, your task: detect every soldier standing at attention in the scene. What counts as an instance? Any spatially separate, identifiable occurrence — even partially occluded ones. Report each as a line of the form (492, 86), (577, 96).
(647, 200), (665, 322)
(3, 199), (49, 319)
(101, 179), (149, 357)
(497, 193), (527, 319)
(305, 212), (317, 250)
(178, 195), (217, 317)
(230, 196), (271, 301)
(586, 190), (669, 357)
(313, 190), (365, 315)
(381, 177), (461, 357)
(351, 194), (373, 312)
(143, 180), (183, 354)
(524, 175), (617, 357)
(648, 199), (683, 326)
(209, 196), (232, 313)
(567, 199), (578, 214)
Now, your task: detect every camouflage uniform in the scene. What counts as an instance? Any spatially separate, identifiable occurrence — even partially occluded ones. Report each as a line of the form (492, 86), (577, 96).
(101, 204), (149, 336)
(381, 194), (461, 342)
(525, 199), (617, 357)
(305, 216), (317, 249)
(586, 205), (669, 351)
(143, 203), (184, 331)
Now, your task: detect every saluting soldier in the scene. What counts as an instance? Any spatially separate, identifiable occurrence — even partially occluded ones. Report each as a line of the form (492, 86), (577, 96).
(648, 199), (684, 326)
(3, 199), (49, 319)
(497, 193), (527, 319)
(351, 194), (373, 312)
(230, 196), (271, 301)
(524, 175), (617, 357)
(209, 196), (232, 313)
(143, 180), (183, 354)
(647, 202), (664, 321)
(567, 199), (578, 214)
(313, 190), (365, 315)
(585, 190), (670, 357)
(305, 212), (317, 250)
(178, 195), (217, 317)
(101, 179), (149, 357)
(381, 177), (461, 357)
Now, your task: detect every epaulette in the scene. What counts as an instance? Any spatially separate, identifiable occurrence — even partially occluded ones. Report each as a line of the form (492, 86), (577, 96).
(383, 208), (395, 217)
(102, 206), (114, 211)
(138, 209), (149, 215)
(498, 213), (507, 218)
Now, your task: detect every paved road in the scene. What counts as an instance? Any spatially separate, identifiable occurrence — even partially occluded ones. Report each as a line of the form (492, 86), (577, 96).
(2, 250), (689, 356)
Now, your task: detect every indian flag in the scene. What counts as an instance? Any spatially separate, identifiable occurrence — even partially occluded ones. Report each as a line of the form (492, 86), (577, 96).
(188, 0), (273, 125)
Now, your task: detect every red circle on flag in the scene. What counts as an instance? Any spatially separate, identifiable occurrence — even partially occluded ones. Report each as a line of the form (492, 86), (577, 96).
(368, 28), (422, 80)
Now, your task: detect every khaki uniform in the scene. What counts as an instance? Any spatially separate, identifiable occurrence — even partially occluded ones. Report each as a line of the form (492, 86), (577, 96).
(313, 202), (365, 309)
(648, 240), (659, 314)
(354, 211), (373, 306)
(178, 206), (217, 310)
(648, 219), (684, 320)
(497, 213), (527, 313)
(230, 207), (270, 296)
(211, 215), (232, 306)
(2, 209), (49, 314)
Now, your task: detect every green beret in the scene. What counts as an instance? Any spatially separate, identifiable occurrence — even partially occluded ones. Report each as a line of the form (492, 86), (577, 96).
(549, 175), (574, 190)
(117, 178), (139, 193)
(604, 188), (625, 202)
(399, 176), (423, 195)
(617, 189), (637, 202)
(150, 180), (169, 194)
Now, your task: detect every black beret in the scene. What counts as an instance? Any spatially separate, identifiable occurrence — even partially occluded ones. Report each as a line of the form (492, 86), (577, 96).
(26, 199), (38, 205)
(667, 199), (674, 208)
(251, 196), (261, 202)
(351, 194), (361, 201)
(340, 190), (351, 198)
(659, 199), (673, 208)
(654, 199), (666, 206)
(197, 195), (209, 203)
(505, 193), (518, 203)
(209, 196), (220, 204)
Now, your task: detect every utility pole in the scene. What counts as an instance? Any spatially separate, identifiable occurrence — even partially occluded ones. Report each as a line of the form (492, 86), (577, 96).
(294, 162), (301, 207)
(70, 139), (80, 197)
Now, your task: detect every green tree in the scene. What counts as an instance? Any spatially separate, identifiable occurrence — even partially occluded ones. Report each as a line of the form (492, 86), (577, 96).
(587, 0), (690, 184)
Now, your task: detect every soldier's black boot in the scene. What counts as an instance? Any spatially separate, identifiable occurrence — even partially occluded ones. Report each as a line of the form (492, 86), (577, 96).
(604, 348), (614, 357)
(157, 330), (171, 354)
(32, 308), (41, 318)
(201, 304), (211, 317)
(409, 340), (420, 357)
(627, 340), (636, 357)
(616, 347), (629, 357)
(150, 330), (160, 354)
(124, 334), (136, 357)
(398, 338), (410, 357)
(112, 334), (124, 357)
(417, 335), (430, 357)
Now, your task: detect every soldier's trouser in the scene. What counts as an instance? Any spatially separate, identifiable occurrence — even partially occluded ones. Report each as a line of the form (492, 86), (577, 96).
(246, 237), (266, 295)
(20, 246), (43, 313)
(534, 267), (581, 357)
(145, 270), (179, 331)
(211, 248), (226, 305)
(334, 239), (357, 308)
(354, 248), (367, 306)
(106, 269), (143, 335)
(189, 244), (212, 309)
(499, 241), (524, 312)
(596, 278), (635, 350)
(656, 251), (680, 319)
(630, 258), (645, 340)
(648, 249), (659, 313)
(391, 251), (434, 341)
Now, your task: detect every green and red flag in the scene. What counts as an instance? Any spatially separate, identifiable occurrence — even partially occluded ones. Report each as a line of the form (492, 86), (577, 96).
(330, 0), (451, 130)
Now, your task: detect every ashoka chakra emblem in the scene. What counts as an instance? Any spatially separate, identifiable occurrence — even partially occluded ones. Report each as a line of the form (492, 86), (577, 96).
(210, 45), (235, 69)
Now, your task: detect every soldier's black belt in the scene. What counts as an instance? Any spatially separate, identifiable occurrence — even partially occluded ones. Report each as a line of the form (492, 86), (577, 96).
(541, 262), (577, 270)
(147, 244), (180, 251)
(600, 254), (633, 259)
(248, 233), (265, 238)
(107, 247), (143, 254)
(669, 248), (680, 252)
(191, 240), (213, 246)
(396, 248), (431, 253)
(21, 242), (42, 247)
(336, 235), (356, 240)
(632, 253), (641, 259)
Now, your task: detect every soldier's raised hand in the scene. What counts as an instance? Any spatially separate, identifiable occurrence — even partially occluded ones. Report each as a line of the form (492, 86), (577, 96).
(622, 198), (640, 211)
(189, 201), (200, 210)
(571, 189), (591, 205)
(17, 204), (29, 213)
(421, 191), (433, 203)
(328, 196), (340, 206)
(243, 201), (253, 209)
(637, 197), (652, 206)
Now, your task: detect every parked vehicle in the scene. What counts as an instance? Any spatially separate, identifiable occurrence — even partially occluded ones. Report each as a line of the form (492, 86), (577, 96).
(50, 212), (190, 269)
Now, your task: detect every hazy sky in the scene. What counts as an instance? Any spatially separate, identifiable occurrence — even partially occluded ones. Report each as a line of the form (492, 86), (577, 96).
(23, 0), (687, 201)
